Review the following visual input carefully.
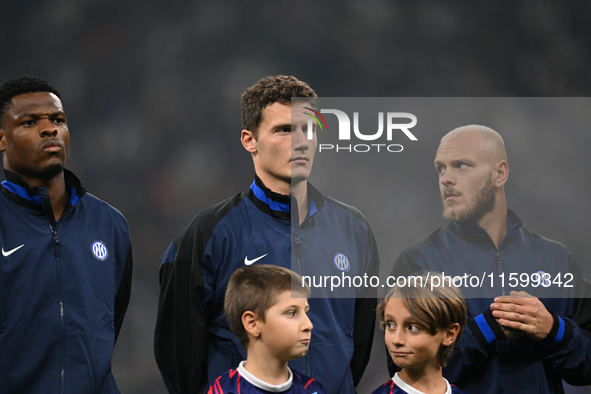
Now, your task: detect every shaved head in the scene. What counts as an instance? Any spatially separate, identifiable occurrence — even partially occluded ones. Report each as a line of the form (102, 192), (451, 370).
(435, 124), (510, 226)
(441, 125), (508, 163)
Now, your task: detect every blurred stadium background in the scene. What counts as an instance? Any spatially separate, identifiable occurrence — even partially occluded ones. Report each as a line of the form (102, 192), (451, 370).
(2, 1), (591, 393)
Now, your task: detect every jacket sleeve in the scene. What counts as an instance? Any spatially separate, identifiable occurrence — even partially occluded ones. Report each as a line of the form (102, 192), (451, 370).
(154, 194), (243, 394)
(114, 244), (133, 342)
(441, 312), (499, 386)
(350, 223), (380, 386)
(539, 258), (591, 385)
(351, 297), (377, 386)
(154, 230), (210, 394)
(447, 258), (591, 387)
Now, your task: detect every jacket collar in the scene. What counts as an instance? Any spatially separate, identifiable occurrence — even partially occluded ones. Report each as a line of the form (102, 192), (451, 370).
(246, 175), (325, 221)
(449, 209), (523, 246)
(1, 169), (86, 209)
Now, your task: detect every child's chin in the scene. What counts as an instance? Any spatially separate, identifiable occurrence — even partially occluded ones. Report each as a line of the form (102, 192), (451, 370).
(391, 357), (411, 368)
(288, 350), (309, 360)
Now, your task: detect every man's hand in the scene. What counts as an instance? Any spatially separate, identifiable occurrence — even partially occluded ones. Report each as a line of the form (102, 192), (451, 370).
(490, 291), (554, 341)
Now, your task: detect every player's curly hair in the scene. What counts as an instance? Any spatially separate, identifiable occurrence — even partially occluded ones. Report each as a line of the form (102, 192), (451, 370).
(0, 76), (61, 122)
(224, 264), (310, 349)
(241, 75), (316, 137)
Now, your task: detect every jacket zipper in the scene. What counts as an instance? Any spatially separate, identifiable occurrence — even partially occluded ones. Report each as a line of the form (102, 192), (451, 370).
(40, 188), (66, 394)
(494, 217), (521, 297)
(291, 198), (304, 276)
(293, 230), (303, 274)
(495, 250), (506, 296)
(292, 225), (312, 375)
(291, 200), (313, 376)
(50, 223), (66, 394)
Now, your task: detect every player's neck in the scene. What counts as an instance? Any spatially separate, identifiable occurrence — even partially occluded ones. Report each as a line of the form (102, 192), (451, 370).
(243, 351), (290, 386)
(477, 197), (509, 249)
(255, 172), (292, 196)
(398, 364), (446, 394)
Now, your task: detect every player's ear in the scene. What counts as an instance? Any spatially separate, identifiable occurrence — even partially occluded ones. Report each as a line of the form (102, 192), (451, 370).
(242, 310), (261, 338)
(0, 127), (6, 152)
(493, 160), (509, 187)
(241, 129), (257, 154)
(441, 323), (461, 346)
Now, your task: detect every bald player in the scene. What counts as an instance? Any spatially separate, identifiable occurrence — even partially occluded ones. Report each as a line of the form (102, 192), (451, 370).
(390, 125), (591, 393)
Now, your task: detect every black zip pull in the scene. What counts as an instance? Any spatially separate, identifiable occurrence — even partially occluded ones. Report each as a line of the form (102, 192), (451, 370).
(495, 251), (505, 296)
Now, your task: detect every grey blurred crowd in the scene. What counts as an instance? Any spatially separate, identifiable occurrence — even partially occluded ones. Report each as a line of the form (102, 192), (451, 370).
(2, 1), (591, 392)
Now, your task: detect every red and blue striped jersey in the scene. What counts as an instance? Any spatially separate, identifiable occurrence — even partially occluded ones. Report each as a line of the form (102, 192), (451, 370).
(208, 366), (325, 394)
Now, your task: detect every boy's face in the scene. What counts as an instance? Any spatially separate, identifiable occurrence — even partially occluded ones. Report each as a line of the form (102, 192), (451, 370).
(384, 297), (455, 373)
(258, 289), (313, 361)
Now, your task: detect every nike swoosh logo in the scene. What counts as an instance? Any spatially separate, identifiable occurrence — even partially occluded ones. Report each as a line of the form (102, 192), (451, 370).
(244, 254), (268, 266)
(2, 244), (24, 257)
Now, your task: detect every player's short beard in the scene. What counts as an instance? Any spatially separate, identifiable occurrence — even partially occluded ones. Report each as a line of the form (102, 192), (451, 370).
(37, 163), (65, 181)
(442, 174), (495, 224)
